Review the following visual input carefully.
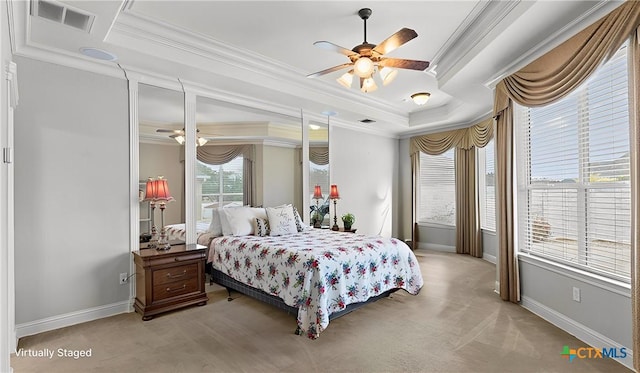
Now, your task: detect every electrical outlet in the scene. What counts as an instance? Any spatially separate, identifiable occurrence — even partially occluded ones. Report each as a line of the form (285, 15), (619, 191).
(572, 286), (581, 302)
(119, 273), (128, 285)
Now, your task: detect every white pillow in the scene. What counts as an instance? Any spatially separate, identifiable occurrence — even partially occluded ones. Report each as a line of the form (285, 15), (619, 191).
(208, 208), (223, 236)
(223, 207), (267, 236)
(266, 205), (298, 236)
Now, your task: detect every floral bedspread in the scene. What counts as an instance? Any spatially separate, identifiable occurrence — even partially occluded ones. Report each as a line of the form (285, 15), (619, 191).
(208, 229), (423, 339)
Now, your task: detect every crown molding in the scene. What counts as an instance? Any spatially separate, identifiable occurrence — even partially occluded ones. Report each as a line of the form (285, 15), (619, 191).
(432, 0), (523, 86)
(484, 0), (621, 88)
(109, 10), (409, 126)
(400, 109), (493, 139)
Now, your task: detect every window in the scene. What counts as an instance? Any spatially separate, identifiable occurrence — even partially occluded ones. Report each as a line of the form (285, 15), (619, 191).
(478, 139), (496, 231)
(419, 149), (456, 226)
(197, 157), (243, 221)
(515, 44), (630, 281)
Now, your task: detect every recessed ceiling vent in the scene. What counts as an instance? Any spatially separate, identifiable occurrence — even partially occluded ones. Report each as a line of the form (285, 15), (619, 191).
(359, 119), (376, 124)
(31, 0), (94, 33)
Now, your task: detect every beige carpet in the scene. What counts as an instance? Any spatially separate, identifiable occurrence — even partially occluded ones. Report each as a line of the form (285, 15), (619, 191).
(11, 250), (631, 372)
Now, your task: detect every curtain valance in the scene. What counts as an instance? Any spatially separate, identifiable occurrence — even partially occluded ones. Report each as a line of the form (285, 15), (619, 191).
(494, 1), (640, 113)
(196, 144), (255, 165)
(310, 146), (329, 165)
(410, 117), (493, 155)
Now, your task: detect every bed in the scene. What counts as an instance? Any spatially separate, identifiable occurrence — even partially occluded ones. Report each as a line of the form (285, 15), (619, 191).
(207, 227), (423, 339)
(164, 221), (210, 242)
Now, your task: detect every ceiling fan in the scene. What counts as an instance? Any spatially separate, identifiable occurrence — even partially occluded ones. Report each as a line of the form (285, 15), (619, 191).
(307, 8), (430, 93)
(156, 128), (208, 146)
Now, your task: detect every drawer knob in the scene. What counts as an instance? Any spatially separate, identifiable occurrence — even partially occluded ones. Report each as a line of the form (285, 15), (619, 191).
(166, 284), (187, 292)
(166, 270), (187, 279)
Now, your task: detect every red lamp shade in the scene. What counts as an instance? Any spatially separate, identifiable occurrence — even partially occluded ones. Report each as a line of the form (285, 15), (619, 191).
(153, 177), (174, 202)
(313, 185), (323, 199)
(143, 178), (156, 201)
(329, 184), (340, 199)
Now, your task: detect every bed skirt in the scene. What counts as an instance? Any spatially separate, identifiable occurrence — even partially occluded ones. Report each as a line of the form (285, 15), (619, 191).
(210, 267), (397, 325)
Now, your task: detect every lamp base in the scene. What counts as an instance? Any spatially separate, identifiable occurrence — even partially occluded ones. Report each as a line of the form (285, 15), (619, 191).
(156, 242), (171, 250)
(331, 224), (339, 231)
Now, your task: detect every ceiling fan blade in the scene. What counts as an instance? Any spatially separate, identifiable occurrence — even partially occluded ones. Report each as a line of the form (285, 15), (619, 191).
(372, 28), (418, 56)
(313, 41), (358, 57)
(378, 57), (429, 71)
(307, 63), (354, 78)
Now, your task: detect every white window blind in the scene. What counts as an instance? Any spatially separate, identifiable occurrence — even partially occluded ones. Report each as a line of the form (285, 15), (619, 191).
(197, 156), (244, 221)
(419, 149), (456, 226)
(478, 139), (496, 231)
(516, 44), (630, 281)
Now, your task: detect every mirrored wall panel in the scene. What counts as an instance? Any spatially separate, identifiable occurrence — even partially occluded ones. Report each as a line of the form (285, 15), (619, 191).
(193, 96), (303, 230)
(309, 118), (329, 227)
(138, 84), (185, 245)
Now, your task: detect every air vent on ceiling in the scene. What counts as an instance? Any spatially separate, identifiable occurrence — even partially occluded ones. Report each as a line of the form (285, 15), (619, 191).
(359, 119), (376, 124)
(31, 0), (94, 33)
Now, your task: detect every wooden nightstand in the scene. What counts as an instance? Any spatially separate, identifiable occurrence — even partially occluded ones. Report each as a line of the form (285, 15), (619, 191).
(133, 243), (208, 320)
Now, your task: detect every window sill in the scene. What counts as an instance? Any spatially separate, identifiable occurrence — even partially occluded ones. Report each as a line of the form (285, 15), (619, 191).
(417, 222), (456, 229)
(517, 252), (631, 297)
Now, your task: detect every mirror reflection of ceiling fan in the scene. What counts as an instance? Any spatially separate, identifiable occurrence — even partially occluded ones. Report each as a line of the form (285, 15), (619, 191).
(156, 128), (208, 146)
(307, 8), (430, 93)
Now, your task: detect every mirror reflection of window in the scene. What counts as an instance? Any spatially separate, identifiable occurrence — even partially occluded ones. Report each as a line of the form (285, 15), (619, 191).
(197, 157), (244, 222)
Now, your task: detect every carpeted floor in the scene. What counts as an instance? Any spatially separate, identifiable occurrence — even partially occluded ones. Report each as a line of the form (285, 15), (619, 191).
(11, 250), (631, 372)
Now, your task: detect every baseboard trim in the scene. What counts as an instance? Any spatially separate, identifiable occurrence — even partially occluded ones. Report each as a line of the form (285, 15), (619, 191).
(482, 253), (497, 264)
(418, 243), (456, 253)
(521, 295), (634, 370)
(16, 301), (130, 339)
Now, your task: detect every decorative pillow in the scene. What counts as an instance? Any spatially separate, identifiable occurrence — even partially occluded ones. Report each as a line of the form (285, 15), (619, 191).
(208, 208), (223, 236)
(223, 207), (267, 236)
(255, 218), (270, 237)
(219, 208), (234, 236)
(266, 205), (298, 236)
(293, 206), (306, 232)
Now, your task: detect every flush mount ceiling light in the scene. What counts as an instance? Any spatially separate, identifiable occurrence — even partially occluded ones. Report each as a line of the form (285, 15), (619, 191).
(79, 47), (118, 62)
(411, 92), (431, 105)
(307, 8), (429, 93)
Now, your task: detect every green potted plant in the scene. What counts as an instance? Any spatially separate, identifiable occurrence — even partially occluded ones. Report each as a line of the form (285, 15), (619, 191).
(341, 213), (355, 230)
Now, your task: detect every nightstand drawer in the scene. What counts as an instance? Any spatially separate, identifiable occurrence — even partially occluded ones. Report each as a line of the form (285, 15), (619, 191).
(153, 264), (198, 286)
(153, 280), (199, 301)
(145, 252), (205, 267)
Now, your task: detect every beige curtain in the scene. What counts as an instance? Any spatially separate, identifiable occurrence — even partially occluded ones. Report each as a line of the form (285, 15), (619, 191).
(310, 146), (329, 166)
(630, 26), (640, 373)
(493, 1), (640, 308)
(196, 144), (256, 206)
(410, 152), (420, 251)
(410, 117), (493, 256)
(455, 148), (482, 257)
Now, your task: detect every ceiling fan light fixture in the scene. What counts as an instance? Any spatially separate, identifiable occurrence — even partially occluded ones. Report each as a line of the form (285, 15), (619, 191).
(411, 92), (431, 105)
(354, 57), (374, 78)
(361, 77), (378, 93)
(337, 70), (354, 88)
(173, 135), (186, 145)
(379, 66), (398, 86)
(197, 137), (208, 146)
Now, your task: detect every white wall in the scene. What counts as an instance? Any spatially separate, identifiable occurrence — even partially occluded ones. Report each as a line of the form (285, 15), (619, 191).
(139, 142), (184, 225)
(13, 57), (130, 328)
(262, 144), (297, 208)
(331, 126), (397, 237)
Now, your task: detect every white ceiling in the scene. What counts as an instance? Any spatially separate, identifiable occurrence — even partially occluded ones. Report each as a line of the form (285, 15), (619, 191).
(10, 0), (624, 138)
